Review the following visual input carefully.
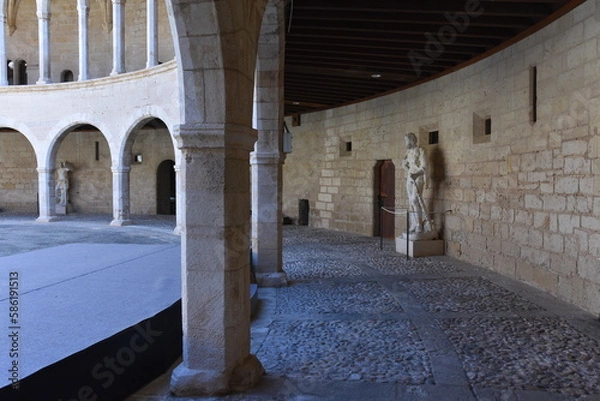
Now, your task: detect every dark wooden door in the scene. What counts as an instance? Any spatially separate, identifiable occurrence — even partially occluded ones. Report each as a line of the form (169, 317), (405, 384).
(156, 160), (176, 215)
(377, 160), (395, 239)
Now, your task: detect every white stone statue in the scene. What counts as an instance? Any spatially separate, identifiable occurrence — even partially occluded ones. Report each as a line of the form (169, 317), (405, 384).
(55, 161), (73, 207)
(402, 133), (436, 240)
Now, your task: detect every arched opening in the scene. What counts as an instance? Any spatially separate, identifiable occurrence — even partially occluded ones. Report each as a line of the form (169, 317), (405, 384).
(156, 159), (175, 215)
(373, 160), (395, 239)
(54, 124), (112, 215)
(127, 118), (175, 215)
(7, 59), (27, 85)
(0, 128), (38, 213)
(60, 70), (74, 82)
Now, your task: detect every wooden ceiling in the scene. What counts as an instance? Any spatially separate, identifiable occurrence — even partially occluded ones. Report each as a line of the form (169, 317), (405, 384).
(284, 0), (585, 116)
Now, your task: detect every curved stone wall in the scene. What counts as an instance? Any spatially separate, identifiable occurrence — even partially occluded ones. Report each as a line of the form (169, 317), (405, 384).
(283, 1), (600, 315)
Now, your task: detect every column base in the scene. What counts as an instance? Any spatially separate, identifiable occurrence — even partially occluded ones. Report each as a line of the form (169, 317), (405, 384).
(255, 272), (288, 287)
(36, 216), (59, 223)
(110, 219), (134, 227)
(170, 354), (264, 396)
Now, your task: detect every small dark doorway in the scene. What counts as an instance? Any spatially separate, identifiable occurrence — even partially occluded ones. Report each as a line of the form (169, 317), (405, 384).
(156, 159), (175, 215)
(373, 160), (395, 239)
(7, 59), (27, 85)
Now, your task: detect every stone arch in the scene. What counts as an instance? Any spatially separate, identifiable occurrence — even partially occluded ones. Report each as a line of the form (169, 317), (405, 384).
(0, 126), (38, 213)
(118, 106), (178, 166)
(45, 121), (113, 216)
(60, 69), (74, 82)
(166, 0), (268, 126)
(122, 116), (176, 215)
(44, 116), (112, 170)
(0, 118), (37, 151)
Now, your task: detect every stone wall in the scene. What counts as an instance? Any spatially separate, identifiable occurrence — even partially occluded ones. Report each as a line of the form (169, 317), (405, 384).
(283, 1), (600, 315)
(56, 130), (112, 214)
(130, 128), (175, 214)
(0, 131), (37, 212)
(6, 0), (174, 83)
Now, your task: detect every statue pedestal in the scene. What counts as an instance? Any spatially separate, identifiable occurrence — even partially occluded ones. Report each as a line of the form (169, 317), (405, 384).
(56, 204), (67, 215)
(396, 236), (444, 257)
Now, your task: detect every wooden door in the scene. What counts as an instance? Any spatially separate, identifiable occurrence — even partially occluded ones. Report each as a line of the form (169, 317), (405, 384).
(156, 160), (176, 215)
(375, 160), (395, 239)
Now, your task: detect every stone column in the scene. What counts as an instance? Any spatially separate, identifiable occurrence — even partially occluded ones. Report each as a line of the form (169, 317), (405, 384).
(145, 0), (158, 68)
(36, 168), (58, 222)
(110, 0), (125, 75)
(250, 151), (286, 286)
(77, 0), (89, 81)
(36, 2), (51, 84)
(110, 166), (133, 226)
(252, 0), (287, 287)
(170, 123), (263, 396)
(173, 163), (183, 235)
(0, 0), (7, 86)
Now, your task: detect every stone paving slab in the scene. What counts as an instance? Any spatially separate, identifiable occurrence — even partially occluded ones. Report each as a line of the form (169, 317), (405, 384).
(401, 277), (545, 313)
(257, 319), (432, 384)
(276, 281), (402, 315)
(439, 316), (600, 397)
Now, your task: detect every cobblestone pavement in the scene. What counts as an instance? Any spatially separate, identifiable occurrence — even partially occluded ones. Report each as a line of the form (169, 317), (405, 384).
(130, 225), (600, 401)
(8, 217), (597, 401)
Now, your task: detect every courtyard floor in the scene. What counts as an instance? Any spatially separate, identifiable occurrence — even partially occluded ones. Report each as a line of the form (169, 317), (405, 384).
(132, 225), (600, 401)
(1, 214), (599, 400)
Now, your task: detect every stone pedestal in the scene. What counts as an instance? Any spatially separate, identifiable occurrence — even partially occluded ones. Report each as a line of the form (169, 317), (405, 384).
(396, 237), (444, 257)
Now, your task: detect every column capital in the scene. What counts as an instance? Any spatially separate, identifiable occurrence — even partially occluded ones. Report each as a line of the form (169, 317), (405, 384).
(111, 0), (126, 4)
(111, 166), (131, 174)
(174, 123), (258, 152)
(36, 11), (51, 20)
(249, 151), (283, 165)
(77, 0), (89, 10)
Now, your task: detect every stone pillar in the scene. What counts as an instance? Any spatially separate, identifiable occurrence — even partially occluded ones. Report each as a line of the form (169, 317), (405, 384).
(77, 0), (89, 81)
(36, 168), (58, 223)
(145, 0), (158, 68)
(170, 124), (263, 396)
(173, 163), (183, 235)
(250, 151), (286, 286)
(252, 0), (287, 287)
(110, 166), (133, 226)
(110, 0), (125, 75)
(36, 2), (51, 84)
(0, 0), (7, 86)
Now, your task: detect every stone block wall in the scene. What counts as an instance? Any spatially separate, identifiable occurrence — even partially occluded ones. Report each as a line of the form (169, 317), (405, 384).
(130, 128), (176, 214)
(283, 1), (600, 315)
(56, 130), (112, 214)
(0, 131), (37, 212)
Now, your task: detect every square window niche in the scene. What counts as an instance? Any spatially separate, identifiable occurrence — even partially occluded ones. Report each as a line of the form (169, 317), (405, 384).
(473, 112), (492, 144)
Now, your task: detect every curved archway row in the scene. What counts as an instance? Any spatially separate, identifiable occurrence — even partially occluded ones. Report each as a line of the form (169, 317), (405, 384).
(0, 115), (179, 228)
